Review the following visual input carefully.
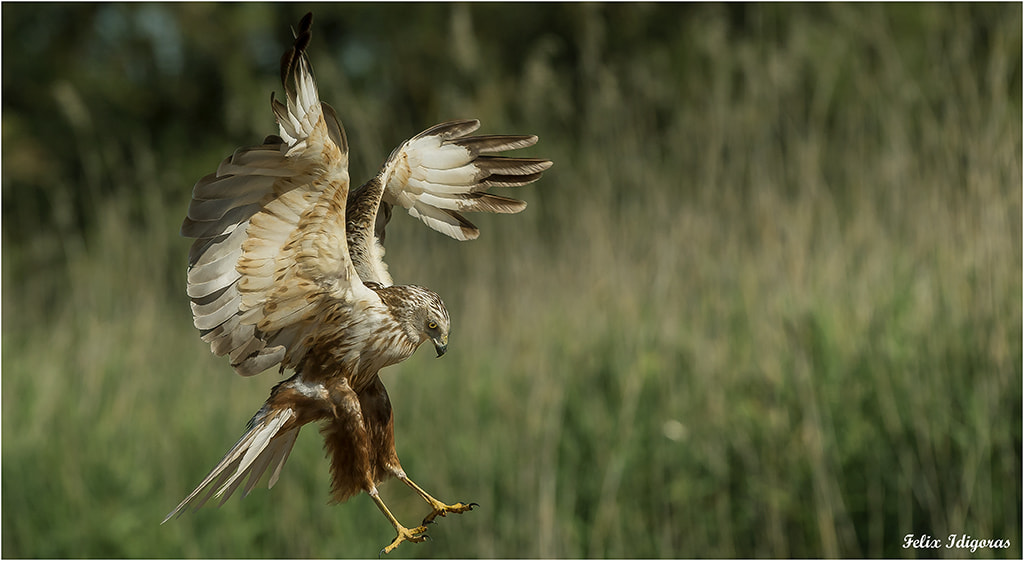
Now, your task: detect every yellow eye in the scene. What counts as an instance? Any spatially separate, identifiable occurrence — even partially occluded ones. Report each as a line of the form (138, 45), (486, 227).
(428, 321), (438, 330)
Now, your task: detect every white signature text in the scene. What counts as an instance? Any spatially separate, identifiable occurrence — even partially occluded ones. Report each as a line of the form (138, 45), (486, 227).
(904, 534), (1011, 553)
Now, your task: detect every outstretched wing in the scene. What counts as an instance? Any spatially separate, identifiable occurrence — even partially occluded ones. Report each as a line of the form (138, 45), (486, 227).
(181, 13), (372, 377)
(345, 120), (553, 286)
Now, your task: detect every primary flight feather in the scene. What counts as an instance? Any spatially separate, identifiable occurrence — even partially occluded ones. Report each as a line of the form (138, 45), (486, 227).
(165, 12), (551, 555)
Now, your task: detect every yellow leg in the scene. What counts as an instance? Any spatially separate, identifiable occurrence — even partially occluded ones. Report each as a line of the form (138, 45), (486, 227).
(397, 474), (478, 525)
(368, 487), (428, 556)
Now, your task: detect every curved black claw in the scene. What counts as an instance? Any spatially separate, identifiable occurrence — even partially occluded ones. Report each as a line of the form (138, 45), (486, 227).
(421, 501), (479, 525)
(378, 525), (429, 556)
(379, 534), (430, 557)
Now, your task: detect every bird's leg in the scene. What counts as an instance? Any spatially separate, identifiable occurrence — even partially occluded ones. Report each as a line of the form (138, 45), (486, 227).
(392, 470), (478, 525)
(368, 486), (429, 556)
(323, 377), (429, 555)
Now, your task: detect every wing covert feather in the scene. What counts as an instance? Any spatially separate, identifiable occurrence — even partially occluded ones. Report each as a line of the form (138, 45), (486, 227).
(383, 120), (551, 241)
(344, 120), (553, 286)
(181, 12), (370, 377)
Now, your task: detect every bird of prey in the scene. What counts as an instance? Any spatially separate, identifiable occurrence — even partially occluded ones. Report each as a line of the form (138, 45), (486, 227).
(163, 12), (551, 554)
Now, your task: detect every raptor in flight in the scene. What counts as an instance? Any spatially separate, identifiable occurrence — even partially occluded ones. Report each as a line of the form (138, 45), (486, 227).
(163, 12), (551, 554)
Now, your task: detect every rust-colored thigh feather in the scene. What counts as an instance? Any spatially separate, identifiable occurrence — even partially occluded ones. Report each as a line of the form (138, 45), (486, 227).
(320, 379), (375, 503)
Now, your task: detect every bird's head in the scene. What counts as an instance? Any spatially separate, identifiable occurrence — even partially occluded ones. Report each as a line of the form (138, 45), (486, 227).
(426, 317), (449, 358)
(417, 290), (450, 357)
(386, 285), (450, 358)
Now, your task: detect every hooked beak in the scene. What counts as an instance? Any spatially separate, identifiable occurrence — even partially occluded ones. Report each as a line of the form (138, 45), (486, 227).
(432, 334), (448, 358)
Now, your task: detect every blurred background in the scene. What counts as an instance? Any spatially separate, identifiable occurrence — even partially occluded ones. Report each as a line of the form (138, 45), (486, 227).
(2, 3), (1020, 558)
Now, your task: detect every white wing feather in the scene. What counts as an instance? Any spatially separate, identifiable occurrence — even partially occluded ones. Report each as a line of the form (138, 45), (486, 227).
(181, 18), (373, 377)
(378, 119), (553, 242)
(343, 120), (553, 287)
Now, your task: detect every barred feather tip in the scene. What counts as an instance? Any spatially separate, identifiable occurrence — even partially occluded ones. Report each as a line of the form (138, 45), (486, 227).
(378, 120), (553, 241)
(272, 12), (322, 147)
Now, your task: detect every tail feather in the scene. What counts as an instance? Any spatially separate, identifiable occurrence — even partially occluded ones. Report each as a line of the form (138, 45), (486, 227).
(266, 426), (300, 488)
(162, 406), (299, 523)
(242, 425), (299, 496)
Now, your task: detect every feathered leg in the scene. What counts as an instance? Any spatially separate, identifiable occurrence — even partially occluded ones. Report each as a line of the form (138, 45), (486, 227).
(322, 376), (427, 555)
(358, 376), (477, 528)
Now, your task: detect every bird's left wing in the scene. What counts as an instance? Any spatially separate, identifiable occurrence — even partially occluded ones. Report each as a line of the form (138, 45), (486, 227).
(181, 13), (370, 376)
(345, 120), (553, 286)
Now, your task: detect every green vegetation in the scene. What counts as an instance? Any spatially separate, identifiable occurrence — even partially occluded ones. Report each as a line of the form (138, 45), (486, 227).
(3, 3), (1020, 558)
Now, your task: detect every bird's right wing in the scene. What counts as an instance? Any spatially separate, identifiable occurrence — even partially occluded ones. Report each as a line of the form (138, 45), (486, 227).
(181, 13), (372, 377)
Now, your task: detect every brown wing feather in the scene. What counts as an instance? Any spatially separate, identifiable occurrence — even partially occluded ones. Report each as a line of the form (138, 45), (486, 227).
(384, 120), (552, 241)
(343, 120), (553, 287)
(181, 11), (371, 377)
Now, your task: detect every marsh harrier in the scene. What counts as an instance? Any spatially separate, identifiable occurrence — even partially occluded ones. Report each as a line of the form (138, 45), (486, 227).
(163, 12), (551, 554)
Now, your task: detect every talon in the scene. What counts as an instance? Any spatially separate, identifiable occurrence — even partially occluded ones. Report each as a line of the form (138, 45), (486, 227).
(421, 500), (478, 525)
(379, 524), (428, 555)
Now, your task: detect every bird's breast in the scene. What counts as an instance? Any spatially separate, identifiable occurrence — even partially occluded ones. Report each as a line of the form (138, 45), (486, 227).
(299, 303), (418, 391)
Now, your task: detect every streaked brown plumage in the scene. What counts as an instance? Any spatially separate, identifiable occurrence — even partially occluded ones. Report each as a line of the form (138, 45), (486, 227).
(163, 12), (551, 555)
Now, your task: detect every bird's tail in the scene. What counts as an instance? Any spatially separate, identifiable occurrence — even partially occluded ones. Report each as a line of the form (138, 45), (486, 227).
(162, 401), (302, 523)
